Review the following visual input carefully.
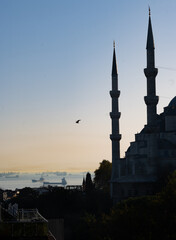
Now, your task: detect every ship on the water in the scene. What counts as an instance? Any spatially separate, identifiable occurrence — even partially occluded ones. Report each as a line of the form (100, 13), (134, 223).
(43, 177), (67, 187)
(32, 177), (45, 183)
(5, 175), (19, 178)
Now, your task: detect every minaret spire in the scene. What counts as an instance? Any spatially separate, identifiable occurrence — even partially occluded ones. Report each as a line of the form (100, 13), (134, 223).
(144, 10), (159, 126)
(110, 43), (121, 198)
(112, 41), (118, 77)
(146, 8), (155, 64)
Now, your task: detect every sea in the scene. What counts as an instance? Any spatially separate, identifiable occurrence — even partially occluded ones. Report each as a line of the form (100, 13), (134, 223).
(0, 172), (92, 190)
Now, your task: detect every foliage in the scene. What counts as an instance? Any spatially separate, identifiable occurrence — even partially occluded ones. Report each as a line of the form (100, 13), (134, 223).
(85, 172), (94, 193)
(94, 160), (112, 192)
(9, 165), (176, 240)
(76, 170), (176, 240)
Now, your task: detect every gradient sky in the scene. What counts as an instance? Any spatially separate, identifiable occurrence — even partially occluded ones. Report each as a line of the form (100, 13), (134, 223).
(0, 0), (176, 172)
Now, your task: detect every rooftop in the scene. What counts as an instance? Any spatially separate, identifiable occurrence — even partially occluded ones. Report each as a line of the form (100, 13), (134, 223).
(0, 206), (49, 239)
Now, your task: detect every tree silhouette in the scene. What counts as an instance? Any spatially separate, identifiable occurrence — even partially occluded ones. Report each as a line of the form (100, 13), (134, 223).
(85, 172), (94, 193)
(94, 160), (112, 192)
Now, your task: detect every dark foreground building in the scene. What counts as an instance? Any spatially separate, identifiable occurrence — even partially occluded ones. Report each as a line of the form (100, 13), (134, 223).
(110, 11), (176, 203)
(0, 204), (62, 240)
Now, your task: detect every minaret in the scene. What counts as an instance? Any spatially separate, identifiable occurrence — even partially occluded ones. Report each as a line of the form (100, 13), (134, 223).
(144, 8), (159, 126)
(110, 42), (121, 196)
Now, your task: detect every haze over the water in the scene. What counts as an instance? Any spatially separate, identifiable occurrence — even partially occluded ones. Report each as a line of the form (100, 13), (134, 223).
(0, 1), (176, 172)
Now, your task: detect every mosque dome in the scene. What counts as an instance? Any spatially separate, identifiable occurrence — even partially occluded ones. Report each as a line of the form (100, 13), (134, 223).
(165, 96), (176, 116)
(168, 96), (176, 108)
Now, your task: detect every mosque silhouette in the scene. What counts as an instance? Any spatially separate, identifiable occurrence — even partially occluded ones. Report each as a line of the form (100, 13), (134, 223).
(110, 10), (176, 203)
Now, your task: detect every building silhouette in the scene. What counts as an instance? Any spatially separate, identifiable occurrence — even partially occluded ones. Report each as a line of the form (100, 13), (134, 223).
(110, 11), (176, 203)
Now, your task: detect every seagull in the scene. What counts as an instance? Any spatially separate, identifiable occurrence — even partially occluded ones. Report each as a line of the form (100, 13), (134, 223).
(76, 119), (81, 124)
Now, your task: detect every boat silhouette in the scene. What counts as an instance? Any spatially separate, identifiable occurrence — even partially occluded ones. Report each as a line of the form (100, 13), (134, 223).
(43, 177), (67, 186)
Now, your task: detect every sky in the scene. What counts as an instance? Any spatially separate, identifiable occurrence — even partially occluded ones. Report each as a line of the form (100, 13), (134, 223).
(0, 0), (176, 172)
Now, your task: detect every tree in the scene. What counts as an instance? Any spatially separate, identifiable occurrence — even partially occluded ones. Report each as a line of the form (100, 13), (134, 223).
(94, 160), (112, 192)
(77, 170), (176, 240)
(85, 172), (94, 193)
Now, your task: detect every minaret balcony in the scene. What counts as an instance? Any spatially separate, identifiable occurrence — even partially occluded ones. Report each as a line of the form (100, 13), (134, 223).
(144, 68), (158, 77)
(144, 96), (159, 105)
(110, 112), (121, 119)
(110, 90), (120, 98)
(110, 134), (121, 141)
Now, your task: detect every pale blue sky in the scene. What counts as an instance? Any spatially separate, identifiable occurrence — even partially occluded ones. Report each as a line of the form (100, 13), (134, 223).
(0, 0), (176, 172)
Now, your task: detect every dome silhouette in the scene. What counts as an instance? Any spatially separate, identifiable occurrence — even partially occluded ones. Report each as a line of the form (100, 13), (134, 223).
(168, 96), (176, 108)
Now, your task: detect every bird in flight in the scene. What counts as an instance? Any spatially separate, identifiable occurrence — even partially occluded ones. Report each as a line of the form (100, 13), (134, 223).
(76, 119), (81, 124)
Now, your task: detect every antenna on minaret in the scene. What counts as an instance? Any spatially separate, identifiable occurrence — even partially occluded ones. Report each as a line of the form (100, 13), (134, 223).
(113, 40), (115, 49)
(148, 6), (151, 16)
